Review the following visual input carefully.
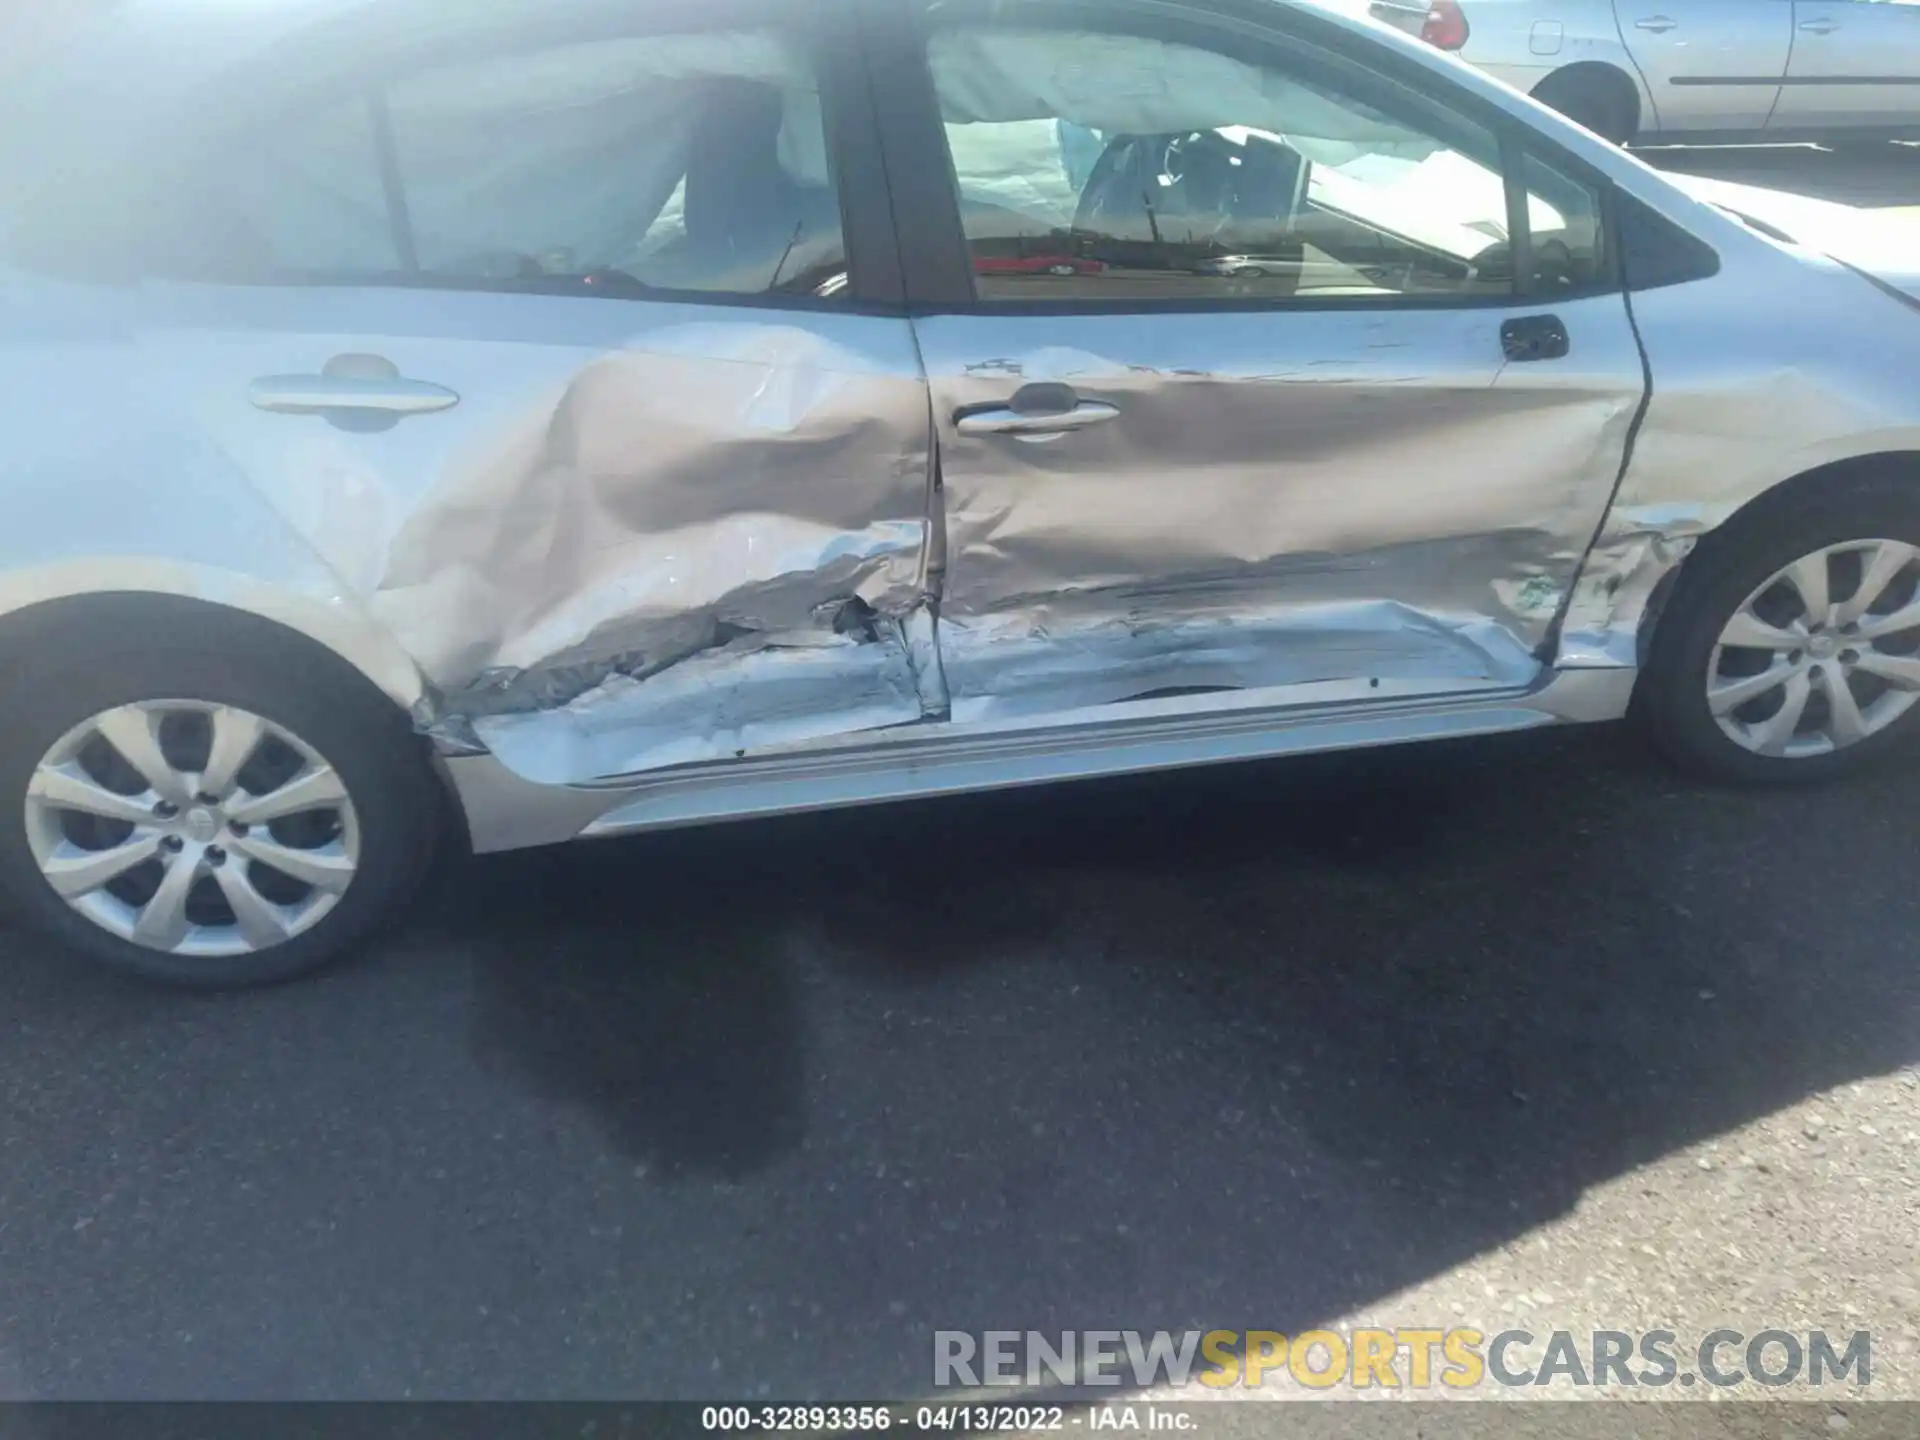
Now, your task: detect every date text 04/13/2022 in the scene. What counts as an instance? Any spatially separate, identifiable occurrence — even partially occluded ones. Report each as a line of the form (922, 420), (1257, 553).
(698, 1404), (1198, 1431)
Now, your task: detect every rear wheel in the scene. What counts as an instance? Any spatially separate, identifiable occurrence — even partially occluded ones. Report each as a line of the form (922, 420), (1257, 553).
(1532, 68), (1637, 146)
(0, 608), (439, 986)
(1637, 485), (1920, 784)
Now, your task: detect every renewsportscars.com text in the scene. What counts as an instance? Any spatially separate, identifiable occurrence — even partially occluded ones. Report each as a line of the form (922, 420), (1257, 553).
(933, 1328), (1872, 1390)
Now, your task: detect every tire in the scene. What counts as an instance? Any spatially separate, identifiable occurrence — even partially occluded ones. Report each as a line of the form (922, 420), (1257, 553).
(1532, 70), (1636, 146)
(0, 602), (440, 987)
(1636, 478), (1920, 786)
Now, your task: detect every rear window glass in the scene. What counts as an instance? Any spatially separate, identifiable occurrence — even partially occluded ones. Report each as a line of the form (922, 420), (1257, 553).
(10, 29), (849, 302)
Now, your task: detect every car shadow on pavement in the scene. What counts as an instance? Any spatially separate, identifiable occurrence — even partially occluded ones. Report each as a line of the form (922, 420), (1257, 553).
(4, 720), (1918, 1396)
(438, 721), (1920, 1396)
(457, 838), (808, 1181)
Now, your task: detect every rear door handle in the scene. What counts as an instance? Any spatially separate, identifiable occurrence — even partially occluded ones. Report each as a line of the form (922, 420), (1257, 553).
(1633, 15), (1677, 31)
(249, 375), (460, 416)
(956, 402), (1120, 438)
(249, 353), (459, 426)
(1797, 17), (1839, 33)
(956, 382), (1120, 442)
(1500, 314), (1570, 362)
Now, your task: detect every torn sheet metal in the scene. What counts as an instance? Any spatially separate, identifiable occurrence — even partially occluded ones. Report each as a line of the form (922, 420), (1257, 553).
(913, 295), (1647, 720)
(1555, 508), (1704, 669)
(470, 624), (922, 784)
(368, 321), (937, 781)
(159, 290), (937, 786)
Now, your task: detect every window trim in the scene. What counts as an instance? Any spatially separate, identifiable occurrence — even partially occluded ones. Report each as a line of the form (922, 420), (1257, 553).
(866, 0), (1626, 316)
(82, 0), (906, 314)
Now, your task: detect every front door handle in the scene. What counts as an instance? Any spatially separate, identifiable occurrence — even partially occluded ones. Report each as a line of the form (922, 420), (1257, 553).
(249, 353), (459, 428)
(1633, 15), (1677, 31)
(956, 382), (1120, 442)
(956, 402), (1120, 438)
(1797, 17), (1839, 33)
(1500, 314), (1570, 362)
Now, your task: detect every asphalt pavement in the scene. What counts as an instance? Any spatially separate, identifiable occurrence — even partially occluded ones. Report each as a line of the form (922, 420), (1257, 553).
(2, 145), (1919, 1411)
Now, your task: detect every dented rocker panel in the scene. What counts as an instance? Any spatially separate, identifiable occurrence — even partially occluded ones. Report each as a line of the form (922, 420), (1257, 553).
(443, 666), (1642, 853)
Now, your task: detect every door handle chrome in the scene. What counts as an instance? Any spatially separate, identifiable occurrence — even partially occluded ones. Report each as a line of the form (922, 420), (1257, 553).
(1633, 15), (1677, 31)
(956, 402), (1121, 438)
(1797, 17), (1838, 32)
(249, 375), (460, 416)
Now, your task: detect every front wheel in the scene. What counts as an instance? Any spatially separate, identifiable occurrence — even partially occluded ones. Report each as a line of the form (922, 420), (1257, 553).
(1637, 485), (1920, 784)
(0, 611), (440, 986)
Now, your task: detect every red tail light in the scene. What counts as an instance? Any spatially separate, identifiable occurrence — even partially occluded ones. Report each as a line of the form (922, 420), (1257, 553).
(1421, 0), (1470, 50)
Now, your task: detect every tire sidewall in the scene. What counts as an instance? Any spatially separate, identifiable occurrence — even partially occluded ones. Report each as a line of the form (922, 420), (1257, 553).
(1640, 488), (1920, 785)
(1538, 77), (1631, 146)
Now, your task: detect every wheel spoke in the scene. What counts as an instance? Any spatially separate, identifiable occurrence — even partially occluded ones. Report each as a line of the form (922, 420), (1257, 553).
(1783, 553), (1832, 625)
(227, 765), (347, 825)
(40, 834), (161, 898)
(212, 864), (291, 950)
(1745, 669), (1813, 755)
(1853, 650), (1920, 689)
(1708, 663), (1791, 716)
(30, 700), (360, 956)
(1855, 601), (1920, 641)
(229, 834), (353, 893)
(131, 847), (203, 951)
(28, 764), (159, 826)
(93, 707), (189, 805)
(1718, 608), (1803, 652)
(198, 706), (266, 801)
(1820, 667), (1870, 748)
(1835, 541), (1917, 626)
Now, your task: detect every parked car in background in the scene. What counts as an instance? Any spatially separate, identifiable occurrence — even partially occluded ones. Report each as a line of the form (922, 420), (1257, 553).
(974, 252), (1108, 276)
(1368, 0), (1920, 144)
(4, 0), (1920, 989)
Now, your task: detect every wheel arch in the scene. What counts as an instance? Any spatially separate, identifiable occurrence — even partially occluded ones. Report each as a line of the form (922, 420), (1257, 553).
(1635, 450), (1920, 666)
(0, 560), (428, 714)
(1532, 61), (1644, 141)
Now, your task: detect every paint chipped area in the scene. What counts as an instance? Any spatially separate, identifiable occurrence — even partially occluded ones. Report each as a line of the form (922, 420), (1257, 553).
(472, 625), (922, 784)
(940, 599), (1541, 723)
(397, 511), (928, 700)
(1555, 507), (1712, 669)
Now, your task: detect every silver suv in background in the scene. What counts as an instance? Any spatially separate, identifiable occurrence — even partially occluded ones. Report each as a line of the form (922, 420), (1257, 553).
(1371, 0), (1920, 144)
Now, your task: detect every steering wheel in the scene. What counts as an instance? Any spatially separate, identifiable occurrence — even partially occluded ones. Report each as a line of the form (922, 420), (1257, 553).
(1072, 130), (1241, 239)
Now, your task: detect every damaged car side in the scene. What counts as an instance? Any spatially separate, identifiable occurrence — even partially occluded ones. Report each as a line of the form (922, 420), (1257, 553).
(2, 0), (1920, 985)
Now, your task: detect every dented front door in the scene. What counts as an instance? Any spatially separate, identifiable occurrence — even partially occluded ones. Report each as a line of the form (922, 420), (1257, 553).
(917, 296), (1646, 724)
(134, 7), (940, 786)
(891, 0), (1650, 726)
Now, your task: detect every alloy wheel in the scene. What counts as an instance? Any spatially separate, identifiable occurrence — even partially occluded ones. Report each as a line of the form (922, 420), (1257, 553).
(1708, 539), (1920, 758)
(22, 701), (360, 957)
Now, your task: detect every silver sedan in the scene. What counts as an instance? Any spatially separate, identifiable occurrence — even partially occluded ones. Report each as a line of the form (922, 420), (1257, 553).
(2, 0), (1920, 987)
(1370, 0), (1920, 143)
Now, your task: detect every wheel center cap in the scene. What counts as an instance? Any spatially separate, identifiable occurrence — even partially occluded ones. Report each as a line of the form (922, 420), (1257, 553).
(1808, 633), (1839, 661)
(184, 807), (220, 841)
